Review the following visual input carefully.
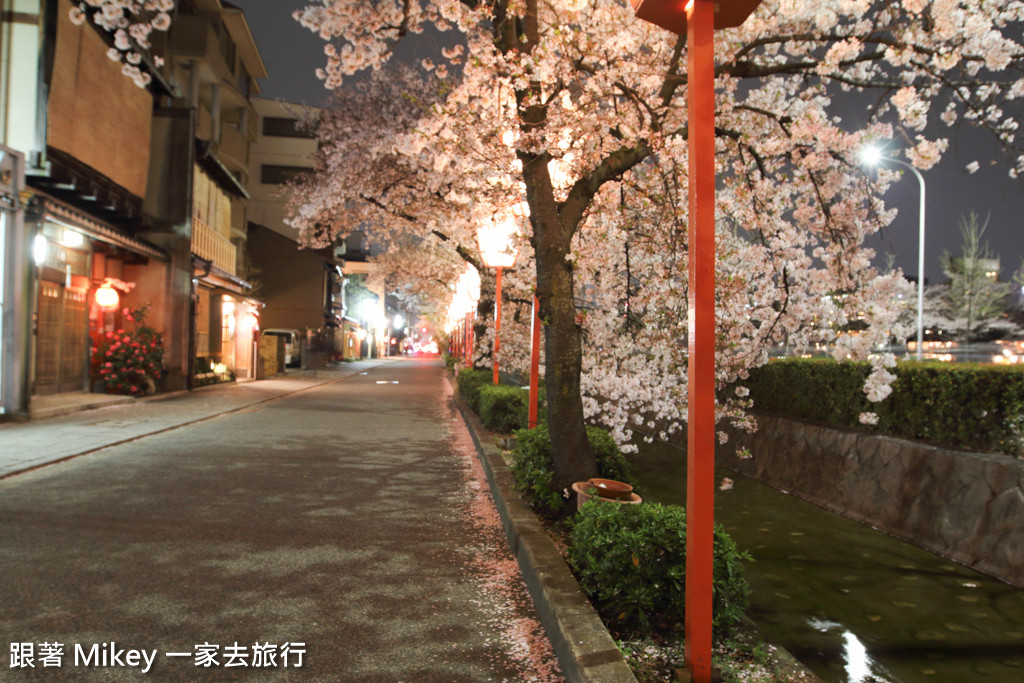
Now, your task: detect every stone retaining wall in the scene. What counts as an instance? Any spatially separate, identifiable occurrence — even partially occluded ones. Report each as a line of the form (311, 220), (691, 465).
(717, 414), (1024, 589)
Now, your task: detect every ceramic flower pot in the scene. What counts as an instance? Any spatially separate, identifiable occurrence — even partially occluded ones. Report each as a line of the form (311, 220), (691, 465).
(572, 481), (642, 511)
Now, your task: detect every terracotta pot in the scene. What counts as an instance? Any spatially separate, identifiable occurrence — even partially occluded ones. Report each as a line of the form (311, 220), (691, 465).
(572, 481), (642, 511)
(587, 478), (634, 501)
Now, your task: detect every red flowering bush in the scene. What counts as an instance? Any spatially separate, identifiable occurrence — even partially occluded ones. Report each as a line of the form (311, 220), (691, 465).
(94, 304), (167, 395)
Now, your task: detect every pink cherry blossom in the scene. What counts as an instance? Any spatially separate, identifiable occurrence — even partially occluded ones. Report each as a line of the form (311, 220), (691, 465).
(285, 0), (1024, 482)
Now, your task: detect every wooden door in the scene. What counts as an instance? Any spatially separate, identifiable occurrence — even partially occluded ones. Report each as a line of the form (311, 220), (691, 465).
(34, 281), (88, 395)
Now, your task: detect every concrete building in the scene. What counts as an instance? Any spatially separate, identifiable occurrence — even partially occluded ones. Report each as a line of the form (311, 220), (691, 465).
(246, 96), (368, 361)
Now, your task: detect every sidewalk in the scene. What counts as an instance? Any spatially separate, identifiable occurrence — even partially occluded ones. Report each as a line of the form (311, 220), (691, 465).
(0, 360), (389, 479)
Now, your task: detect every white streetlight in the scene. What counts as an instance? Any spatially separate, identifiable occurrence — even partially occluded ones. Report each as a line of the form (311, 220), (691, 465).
(861, 145), (926, 361)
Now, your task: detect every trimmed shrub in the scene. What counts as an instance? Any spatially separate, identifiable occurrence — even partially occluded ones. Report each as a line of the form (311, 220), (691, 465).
(478, 385), (529, 433)
(746, 358), (1024, 456)
(456, 368), (491, 413)
(509, 423), (636, 512)
(568, 502), (750, 635)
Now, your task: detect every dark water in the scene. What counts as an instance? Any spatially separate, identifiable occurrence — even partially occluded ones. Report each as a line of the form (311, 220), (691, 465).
(630, 441), (1024, 683)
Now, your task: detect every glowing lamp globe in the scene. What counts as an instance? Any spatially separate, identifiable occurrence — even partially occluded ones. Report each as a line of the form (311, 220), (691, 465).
(476, 220), (519, 269)
(95, 283), (120, 310)
(630, 0), (764, 35)
(859, 145), (884, 166)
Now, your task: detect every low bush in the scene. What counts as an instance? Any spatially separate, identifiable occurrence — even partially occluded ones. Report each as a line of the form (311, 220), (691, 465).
(456, 368), (491, 413)
(746, 358), (1024, 456)
(568, 502), (750, 636)
(479, 385), (531, 433)
(509, 423), (636, 513)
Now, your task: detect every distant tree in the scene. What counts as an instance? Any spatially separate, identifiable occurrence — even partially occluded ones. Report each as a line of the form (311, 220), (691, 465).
(344, 275), (377, 322)
(940, 213), (1012, 341)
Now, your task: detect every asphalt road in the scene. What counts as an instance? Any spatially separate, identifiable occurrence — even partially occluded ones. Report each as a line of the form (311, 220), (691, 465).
(0, 359), (561, 682)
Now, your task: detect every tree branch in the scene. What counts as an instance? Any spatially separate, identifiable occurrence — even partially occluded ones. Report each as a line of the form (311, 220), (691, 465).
(559, 140), (651, 228)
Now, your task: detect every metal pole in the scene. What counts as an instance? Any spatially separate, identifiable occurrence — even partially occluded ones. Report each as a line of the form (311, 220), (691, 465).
(493, 266), (503, 385)
(911, 166), (926, 362)
(529, 294), (541, 429)
(685, 1), (716, 680)
(884, 158), (926, 360)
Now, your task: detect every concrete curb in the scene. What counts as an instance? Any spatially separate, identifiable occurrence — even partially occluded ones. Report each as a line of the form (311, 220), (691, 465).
(451, 389), (638, 683)
(27, 393), (134, 420)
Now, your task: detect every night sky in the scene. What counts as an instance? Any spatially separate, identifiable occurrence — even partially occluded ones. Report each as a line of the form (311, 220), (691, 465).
(229, 0), (1024, 285)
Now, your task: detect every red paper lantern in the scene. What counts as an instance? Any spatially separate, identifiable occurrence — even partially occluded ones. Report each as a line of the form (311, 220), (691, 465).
(95, 283), (120, 310)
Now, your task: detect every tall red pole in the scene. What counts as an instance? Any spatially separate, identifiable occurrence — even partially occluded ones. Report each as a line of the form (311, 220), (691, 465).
(492, 266), (503, 385)
(528, 294), (541, 428)
(685, 1), (716, 680)
(465, 310), (473, 366)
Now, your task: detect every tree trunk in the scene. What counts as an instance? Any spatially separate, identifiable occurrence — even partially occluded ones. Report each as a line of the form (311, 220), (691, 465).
(538, 251), (597, 490)
(524, 160), (597, 491)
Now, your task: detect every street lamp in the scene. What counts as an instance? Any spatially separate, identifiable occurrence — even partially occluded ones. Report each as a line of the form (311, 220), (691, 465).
(360, 298), (376, 358)
(452, 267), (481, 367)
(477, 218), (520, 385)
(862, 145), (926, 361)
(630, 2), (765, 681)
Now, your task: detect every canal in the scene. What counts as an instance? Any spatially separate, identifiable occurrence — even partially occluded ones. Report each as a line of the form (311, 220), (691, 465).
(629, 441), (1024, 683)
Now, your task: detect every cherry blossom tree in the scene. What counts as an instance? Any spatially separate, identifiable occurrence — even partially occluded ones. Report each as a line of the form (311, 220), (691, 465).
(287, 0), (1024, 489)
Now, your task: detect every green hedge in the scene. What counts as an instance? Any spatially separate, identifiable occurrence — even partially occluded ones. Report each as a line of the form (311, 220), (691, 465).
(478, 385), (547, 433)
(568, 502), (750, 635)
(510, 423), (636, 512)
(456, 368), (492, 413)
(746, 358), (1024, 456)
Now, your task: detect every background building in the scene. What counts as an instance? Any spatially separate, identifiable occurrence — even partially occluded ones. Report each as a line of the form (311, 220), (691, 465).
(246, 96), (361, 362)
(158, 0), (268, 384)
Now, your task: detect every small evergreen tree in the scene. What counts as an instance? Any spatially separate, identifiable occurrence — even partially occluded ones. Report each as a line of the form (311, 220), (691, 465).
(939, 213), (1011, 341)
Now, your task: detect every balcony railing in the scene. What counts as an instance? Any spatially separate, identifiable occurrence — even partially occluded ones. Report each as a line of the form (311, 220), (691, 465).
(191, 215), (236, 276)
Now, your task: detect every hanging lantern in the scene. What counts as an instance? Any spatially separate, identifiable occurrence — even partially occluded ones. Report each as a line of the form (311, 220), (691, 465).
(95, 283), (120, 310)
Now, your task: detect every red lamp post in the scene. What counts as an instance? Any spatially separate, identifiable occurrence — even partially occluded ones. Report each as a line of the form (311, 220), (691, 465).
(528, 294), (541, 429)
(477, 220), (520, 385)
(464, 310), (473, 365)
(629, 2), (764, 681)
